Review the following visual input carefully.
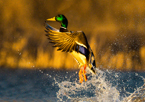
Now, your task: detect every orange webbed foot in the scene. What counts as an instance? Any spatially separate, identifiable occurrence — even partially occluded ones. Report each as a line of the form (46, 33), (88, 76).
(79, 68), (83, 83)
(79, 64), (87, 83)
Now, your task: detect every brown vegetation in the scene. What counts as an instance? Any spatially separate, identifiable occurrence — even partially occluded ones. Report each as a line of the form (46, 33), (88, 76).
(0, 0), (145, 71)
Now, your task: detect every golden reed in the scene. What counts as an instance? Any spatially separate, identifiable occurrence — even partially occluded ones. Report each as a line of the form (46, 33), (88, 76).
(0, 0), (145, 71)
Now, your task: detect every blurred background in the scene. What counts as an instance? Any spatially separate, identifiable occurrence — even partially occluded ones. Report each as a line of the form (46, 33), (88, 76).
(0, 0), (145, 71)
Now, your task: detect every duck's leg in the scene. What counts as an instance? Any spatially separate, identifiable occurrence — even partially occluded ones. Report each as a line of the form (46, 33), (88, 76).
(79, 67), (83, 83)
(79, 64), (87, 83)
(83, 64), (87, 82)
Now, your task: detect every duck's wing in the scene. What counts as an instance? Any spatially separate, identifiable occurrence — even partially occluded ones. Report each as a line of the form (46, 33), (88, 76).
(45, 23), (89, 53)
(45, 23), (59, 32)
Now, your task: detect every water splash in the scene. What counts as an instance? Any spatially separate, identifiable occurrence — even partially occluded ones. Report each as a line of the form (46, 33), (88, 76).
(56, 69), (121, 102)
(123, 79), (145, 102)
(39, 68), (145, 102)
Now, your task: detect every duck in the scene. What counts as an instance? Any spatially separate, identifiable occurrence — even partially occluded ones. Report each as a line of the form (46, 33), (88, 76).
(45, 14), (96, 83)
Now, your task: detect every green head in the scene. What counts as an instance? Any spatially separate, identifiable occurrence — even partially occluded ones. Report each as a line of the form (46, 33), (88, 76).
(46, 14), (68, 28)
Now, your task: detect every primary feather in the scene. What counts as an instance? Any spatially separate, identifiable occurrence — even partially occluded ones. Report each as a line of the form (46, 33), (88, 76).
(45, 23), (89, 53)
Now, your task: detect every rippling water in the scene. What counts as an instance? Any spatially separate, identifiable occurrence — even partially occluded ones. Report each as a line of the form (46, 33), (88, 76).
(0, 68), (144, 102)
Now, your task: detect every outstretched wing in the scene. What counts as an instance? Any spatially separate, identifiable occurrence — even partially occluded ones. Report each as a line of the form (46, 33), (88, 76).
(45, 23), (89, 53)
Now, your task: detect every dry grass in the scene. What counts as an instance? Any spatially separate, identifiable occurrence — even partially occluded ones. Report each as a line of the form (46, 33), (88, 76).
(0, 0), (145, 71)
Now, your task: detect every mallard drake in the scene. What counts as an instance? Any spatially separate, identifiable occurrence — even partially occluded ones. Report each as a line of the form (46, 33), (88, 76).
(45, 14), (96, 83)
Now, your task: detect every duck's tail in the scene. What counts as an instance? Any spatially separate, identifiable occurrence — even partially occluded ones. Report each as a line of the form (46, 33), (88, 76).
(88, 51), (96, 74)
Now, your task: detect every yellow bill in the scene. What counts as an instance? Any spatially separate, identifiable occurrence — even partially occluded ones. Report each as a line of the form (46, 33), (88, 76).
(46, 17), (56, 21)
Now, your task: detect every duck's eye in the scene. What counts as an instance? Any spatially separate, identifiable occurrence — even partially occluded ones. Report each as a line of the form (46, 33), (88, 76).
(56, 15), (63, 21)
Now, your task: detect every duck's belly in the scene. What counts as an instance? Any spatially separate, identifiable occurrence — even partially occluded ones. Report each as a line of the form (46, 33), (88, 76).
(70, 51), (87, 66)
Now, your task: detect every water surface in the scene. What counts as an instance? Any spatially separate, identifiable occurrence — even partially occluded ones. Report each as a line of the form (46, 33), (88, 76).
(0, 68), (144, 102)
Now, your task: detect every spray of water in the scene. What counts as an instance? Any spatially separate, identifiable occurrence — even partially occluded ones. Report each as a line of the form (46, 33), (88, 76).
(39, 68), (145, 102)
(55, 69), (121, 102)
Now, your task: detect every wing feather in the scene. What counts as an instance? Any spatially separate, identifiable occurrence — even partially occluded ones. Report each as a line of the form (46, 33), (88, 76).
(45, 23), (89, 52)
